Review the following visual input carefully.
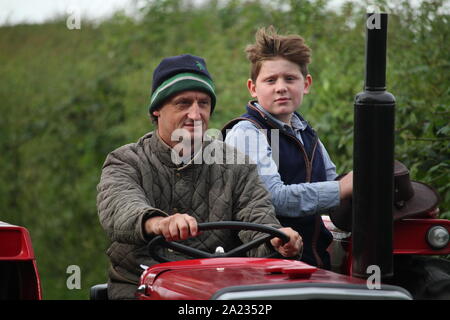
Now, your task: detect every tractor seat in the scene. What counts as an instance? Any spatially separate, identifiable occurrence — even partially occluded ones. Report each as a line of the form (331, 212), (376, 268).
(90, 283), (108, 300)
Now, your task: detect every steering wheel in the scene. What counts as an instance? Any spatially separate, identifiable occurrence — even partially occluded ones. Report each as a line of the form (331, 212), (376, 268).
(147, 221), (290, 263)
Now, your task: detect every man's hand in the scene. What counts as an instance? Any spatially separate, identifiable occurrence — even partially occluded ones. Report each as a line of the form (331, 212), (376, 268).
(339, 171), (353, 200)
(145, 213), (198, 241)
(270, 227), (303, 257)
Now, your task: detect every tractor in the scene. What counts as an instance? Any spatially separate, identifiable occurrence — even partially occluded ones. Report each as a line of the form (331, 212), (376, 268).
(92, 13), (450, 301)
(1, 13), (449, 301)
(0, 221), (42, 299)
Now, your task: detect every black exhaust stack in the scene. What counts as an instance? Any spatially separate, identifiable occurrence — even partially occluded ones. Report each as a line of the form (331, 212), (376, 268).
(352, 13), (395, 280)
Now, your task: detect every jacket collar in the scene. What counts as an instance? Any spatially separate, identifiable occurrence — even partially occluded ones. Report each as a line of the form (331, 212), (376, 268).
(247, 100), (308, 136)
(147, 130), (206, 170)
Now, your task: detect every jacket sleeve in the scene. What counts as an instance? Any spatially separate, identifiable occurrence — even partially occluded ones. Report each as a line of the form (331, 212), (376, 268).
(225, 120), (340, 216)
(230, 154), (283, 257)
(96, 144), (168, 245)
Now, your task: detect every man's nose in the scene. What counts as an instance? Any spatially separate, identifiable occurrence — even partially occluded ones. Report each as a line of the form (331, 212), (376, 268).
(187, 102), (202, 120)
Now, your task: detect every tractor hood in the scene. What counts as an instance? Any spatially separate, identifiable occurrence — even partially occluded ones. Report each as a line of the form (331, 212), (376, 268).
(137, 258), (411, 300)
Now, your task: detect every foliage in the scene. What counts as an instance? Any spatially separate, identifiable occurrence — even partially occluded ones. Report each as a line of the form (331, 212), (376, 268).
(0, 0), (448, 299)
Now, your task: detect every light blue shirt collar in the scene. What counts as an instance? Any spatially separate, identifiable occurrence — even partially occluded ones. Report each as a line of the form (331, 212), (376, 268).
(253, 102), (308, 132)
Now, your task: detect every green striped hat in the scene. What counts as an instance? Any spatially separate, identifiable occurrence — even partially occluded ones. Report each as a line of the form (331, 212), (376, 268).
(149, 72), (216, 114)
(148, 54), (216, 114)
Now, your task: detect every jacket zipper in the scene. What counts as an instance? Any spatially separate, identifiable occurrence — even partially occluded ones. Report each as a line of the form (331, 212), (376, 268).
(247, 103), (324, 268)
(286, 133), (324, 268)
(307, 139), (324, 268)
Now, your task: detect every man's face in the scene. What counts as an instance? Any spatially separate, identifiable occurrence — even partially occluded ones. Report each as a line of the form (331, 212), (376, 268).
(153, 90), (211, 148)
(247, 57), (312, 124)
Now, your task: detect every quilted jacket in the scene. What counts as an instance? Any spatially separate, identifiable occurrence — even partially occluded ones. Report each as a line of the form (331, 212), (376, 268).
(97, 131), (282, 299)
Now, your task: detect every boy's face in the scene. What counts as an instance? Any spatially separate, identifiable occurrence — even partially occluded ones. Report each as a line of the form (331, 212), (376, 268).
(247, 57), (312, 124)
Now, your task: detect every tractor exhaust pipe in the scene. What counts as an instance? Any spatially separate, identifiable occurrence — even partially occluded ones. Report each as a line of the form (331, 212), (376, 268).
(352, 13), (395, 280)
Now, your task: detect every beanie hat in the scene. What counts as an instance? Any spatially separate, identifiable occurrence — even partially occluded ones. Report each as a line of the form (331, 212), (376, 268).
(149, 54), (216, 114)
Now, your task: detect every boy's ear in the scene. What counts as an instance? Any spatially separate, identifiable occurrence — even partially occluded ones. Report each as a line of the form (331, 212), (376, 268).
(304, 74), (313, 94)
(152, 110), (160, 117)
(247, 79), (258, 98)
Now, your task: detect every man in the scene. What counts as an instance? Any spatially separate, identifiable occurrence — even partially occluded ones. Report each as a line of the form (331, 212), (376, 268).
(223, 27), (353, 269)
(97, 54), (302, 300)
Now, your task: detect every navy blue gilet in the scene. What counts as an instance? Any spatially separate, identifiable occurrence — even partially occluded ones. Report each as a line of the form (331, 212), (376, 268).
(222, 102), (333, 269)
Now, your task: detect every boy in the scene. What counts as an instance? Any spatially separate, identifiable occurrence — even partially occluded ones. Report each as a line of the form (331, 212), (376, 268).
(223, 27), (353, 269)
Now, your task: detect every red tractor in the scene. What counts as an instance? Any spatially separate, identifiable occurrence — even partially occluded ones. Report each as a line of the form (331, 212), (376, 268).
(1, 13), (449, 301)
(132, 219), (448, 300)
(92, 13), (450, 301)
(0, 221), (42, 300)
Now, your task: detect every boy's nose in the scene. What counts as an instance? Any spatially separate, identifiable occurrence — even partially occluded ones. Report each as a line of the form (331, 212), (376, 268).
(275, 80), (287, 93)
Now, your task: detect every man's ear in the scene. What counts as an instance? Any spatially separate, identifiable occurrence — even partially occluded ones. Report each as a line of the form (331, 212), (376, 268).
(304, 74), (313, 94)
(152, 110), (160, 117)
(247, 79), (258, 98)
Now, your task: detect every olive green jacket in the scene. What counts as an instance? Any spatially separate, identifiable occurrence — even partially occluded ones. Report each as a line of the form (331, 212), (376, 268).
(97, 131), (282, 299)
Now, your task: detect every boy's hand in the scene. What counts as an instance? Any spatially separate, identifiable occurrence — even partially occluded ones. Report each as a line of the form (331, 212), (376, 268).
(339, 171), (353, 200)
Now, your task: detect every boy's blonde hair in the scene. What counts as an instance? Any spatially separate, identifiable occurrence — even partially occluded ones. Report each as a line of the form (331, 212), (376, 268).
(245, 26), (311, 81)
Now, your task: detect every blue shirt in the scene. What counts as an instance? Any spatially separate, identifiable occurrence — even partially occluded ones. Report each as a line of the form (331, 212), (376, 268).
(224, 103), (340, 217)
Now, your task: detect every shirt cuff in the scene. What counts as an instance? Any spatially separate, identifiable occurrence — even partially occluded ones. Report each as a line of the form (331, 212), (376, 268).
(316, 181), (341, 212)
